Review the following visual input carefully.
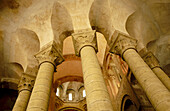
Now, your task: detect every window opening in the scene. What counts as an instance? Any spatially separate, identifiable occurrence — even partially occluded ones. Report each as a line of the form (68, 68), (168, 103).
(56, 88), (59, 96)
(68, 93), (72, 101)
(83, 90), (86, 97)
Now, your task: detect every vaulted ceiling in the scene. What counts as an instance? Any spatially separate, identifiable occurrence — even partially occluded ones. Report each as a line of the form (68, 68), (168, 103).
(0, 0), (169, 84)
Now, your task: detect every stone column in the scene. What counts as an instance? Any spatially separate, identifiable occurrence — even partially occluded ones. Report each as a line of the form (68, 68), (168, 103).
(26, 41), (64, 111)
(12, 73), (35, 111)
(72, 30), (113, 111)
(141, 51), (170, 91)
(109, 30), (170, 111)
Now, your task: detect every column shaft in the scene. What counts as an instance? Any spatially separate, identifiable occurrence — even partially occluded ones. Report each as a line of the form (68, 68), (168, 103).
(123, 49), (170, 111)
(141, 50), (170, 91)
(26, 62), (54, 111)
(13, 90), (31, 111)
(81, 46), (113, 111)
(12, 73), (35, 111)
(152, 67), (170, 90)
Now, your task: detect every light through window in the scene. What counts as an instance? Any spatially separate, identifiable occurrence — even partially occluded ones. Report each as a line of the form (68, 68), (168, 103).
(56, 88), (59, 96)
(83, 90), (86, 97)
(69, 93), (72, 101)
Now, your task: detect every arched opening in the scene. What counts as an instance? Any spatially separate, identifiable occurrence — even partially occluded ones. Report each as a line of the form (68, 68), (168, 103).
(56, 88), (60, 97)
(78, 86), (86, 100)
(51, 2), (73, 47)
(55, 81), (86, 111)
(59, 107), (83, 111)
(68, 93), (73, 101)
(0, 81), (18, 111)
(121, 96), (138, 111)
(124, 99), (137, 111)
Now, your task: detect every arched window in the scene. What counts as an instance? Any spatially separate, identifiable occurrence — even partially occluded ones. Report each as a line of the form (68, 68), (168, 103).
(83, 90), (86, 97)
(56, 88), (59, 96)
(68, 93), (72, 101)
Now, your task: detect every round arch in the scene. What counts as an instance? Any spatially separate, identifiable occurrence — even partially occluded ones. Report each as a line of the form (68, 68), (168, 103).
(59, 107), (83, 111)
(121, 95), (138, 111)
(51, 1), (73, 49)
(54, 54), (83, 88)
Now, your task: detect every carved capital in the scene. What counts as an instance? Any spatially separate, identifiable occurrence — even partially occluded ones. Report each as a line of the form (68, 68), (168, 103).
(18, 73), (35, 92)
(72, 29), (98, 56)
(109, 31), (137, 56)
(142, 51), (160, 69)
(35, 41), (64, 67)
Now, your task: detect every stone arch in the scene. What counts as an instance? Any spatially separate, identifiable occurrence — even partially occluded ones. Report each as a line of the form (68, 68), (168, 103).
(62, 33), (107, 65)
(89, 0), (115, 42)
(55, 76), (83, 87)
(55, 85), (63, 98)
(51, 1), (73, 52)
(6, 62), (24, 78)
(9, 33), (27, 71)
(89, 0), (136, 45)
(78, 85), (85, 99)
(16, 28), (40, 71)
(17, 28), (40, 55)
(78, 85), (84, 92)
(66, 89), (75, 101)
(59, 107), (83, 111)
(0, 62), (21, 91)
(54, 54), (83, 88)
(10, 28), (40, 72)
(0, 85), (18, 111)
(0, 77), (19, 90)
(146, 34), (170, 75)
(109, 0), (135, 34)
(121, 95), (138, 111)
(125, 10), (161, 50)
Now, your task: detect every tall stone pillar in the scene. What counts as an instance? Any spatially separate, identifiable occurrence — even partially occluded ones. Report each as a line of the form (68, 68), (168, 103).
(12, 73), (35, 111)
(142, 51), (170, 91)
(72, 30), (113, 111)
(26, 41), (64, 111)
(109, 31), (170, 111)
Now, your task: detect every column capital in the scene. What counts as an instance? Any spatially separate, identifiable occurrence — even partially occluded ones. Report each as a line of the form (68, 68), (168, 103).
(18, 73), (35, 92)
(72, 29), (98, 56)
(109, 30), (137, 56)
(142, 51), (160, 69)
(35, 41), (64, 67)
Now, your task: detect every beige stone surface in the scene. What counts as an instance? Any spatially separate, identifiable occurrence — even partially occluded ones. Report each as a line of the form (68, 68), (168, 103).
(13, 90), (31, 111)
(0, 0), (170, 110)
(72, 30), (113, 110)
(0, 0), (170, 78)
(123, 49), (170, 111)
(81, 46), (113, 111)
(152, 67), (170, 90)
(13, 73), (35, 111)
(110, 31), (170, 111)
(27, 62), (54, 111)
(27, 41), (64, 111)
(142, 51), (170, 90)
